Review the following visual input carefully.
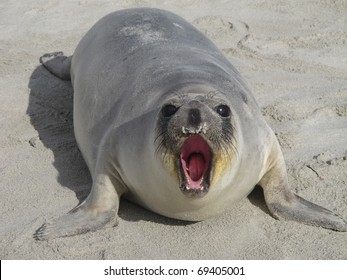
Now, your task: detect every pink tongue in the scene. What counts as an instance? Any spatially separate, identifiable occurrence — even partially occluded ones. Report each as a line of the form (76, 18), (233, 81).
(188, 153), (205, 181)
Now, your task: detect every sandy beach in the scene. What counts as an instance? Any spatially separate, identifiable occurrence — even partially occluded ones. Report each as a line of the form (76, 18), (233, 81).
(1, 0), (346, 259)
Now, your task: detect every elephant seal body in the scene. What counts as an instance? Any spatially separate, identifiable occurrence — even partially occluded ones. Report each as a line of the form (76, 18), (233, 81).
(35, 8), (347, 240)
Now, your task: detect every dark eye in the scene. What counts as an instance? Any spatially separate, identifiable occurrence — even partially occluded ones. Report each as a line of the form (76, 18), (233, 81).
(161, 104), (179, 118)
(215, 104), (231, 118)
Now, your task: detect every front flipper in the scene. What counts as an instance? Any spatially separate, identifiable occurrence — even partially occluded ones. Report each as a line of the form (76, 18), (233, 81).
(34, 174), (125, 240)
(34, 202), (117, 240)
(260, 137), (347, 232)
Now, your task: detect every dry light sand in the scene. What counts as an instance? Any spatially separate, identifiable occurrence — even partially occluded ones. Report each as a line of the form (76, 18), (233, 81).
(1, 0), (347, 259)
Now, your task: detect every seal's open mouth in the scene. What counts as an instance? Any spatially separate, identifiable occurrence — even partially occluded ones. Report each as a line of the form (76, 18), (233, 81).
(179, 135), (212, 197)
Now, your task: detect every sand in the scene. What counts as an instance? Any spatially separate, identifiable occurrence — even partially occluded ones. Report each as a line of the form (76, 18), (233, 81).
(1, 0), (346, 259)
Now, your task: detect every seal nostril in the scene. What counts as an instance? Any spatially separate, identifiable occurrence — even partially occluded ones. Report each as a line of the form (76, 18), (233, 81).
(188, 108), (201, 127)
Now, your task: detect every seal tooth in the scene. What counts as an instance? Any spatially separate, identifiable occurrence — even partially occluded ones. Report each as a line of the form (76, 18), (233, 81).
(199, 178), (204, 191)
(201, 122), (208, 134)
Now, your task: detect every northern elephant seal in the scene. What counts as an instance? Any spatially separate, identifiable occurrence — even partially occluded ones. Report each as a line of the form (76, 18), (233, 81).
(34, 8), (347, 240)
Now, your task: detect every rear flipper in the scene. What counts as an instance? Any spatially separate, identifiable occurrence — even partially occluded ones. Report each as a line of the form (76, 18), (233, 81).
(40, 52), (71, 80)
(260, 137), (347, 232)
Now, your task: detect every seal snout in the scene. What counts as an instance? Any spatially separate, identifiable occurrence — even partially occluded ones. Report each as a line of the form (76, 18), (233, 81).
(182, 103), (208, 135)
(188, 108), (201, 127)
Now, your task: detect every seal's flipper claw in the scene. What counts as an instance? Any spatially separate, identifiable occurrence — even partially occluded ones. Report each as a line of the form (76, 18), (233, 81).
(40, 51), (72, 81)
(34, 204), (118, 241)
